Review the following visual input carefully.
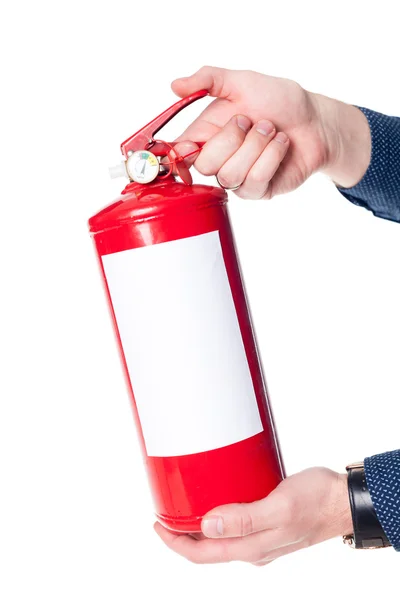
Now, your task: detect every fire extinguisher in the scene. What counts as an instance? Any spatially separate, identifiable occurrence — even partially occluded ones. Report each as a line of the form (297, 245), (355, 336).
(88, 90), (285, 533)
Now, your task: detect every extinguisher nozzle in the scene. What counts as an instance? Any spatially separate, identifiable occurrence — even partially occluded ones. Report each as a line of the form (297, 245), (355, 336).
(109, 162), (128, 180)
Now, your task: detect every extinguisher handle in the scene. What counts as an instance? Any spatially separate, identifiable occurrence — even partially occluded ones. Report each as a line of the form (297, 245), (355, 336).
(120, 90), (209, 159)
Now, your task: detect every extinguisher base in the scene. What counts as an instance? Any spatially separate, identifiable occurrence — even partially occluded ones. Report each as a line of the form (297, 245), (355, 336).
(155, 512), (203, 534)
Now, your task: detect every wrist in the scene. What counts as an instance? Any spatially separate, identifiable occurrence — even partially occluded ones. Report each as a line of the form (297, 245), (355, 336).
(312, 93), (371, 188)
(318, 472), (353, 541)
(330, 473), (353, 538)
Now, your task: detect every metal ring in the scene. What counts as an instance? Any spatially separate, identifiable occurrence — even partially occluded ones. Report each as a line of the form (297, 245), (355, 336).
(215, 174), (242, 191)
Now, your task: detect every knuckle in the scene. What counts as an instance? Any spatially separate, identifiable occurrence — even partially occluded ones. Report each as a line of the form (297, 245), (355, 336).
(198, 64), (211, 74)
(235, 187), (256, 200)
(251, 133), (271, 151)
(234, 188), (250, 200)
(195, 157), (216, 176)
(239, 177), (266, 199)
(238, 512), (255, 537)
(216, 174), (230, 187)
(224, 130), (243, 148)
(272, 132), (289, 152)
(198, 65), (225, 96)
(273, 140), (288, 152)
(284, 78), (303, 97)
(278, 494), (295, 526)
(216, 169), (238, 189)
(248, 167), (267, 186)
(219, 543), (234, 563)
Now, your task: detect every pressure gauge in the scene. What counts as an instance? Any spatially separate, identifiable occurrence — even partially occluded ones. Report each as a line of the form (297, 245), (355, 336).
(126, 150), (160, 184)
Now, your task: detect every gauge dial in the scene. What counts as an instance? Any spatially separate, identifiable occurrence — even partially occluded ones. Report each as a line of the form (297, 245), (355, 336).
(126, 150), (160, 184)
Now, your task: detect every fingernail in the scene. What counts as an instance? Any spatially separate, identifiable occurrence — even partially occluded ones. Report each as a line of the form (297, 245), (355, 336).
(275, 132), (288, 144)
(202, 516), (224, 537)
(236, 115), (251, 132)
(256, 120), (275, 136)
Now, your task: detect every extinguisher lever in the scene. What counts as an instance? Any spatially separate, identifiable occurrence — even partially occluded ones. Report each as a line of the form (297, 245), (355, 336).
(120, 89), (209, 159)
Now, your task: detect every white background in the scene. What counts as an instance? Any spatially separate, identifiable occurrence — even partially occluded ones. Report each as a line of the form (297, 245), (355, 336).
(0, 0), (399, 598)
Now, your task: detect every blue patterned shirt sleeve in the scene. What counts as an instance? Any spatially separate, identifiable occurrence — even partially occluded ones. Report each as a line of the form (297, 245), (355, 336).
(337, 107), (400, 222)
(337, 108), (400, 550)
(365, 452), (400, 551)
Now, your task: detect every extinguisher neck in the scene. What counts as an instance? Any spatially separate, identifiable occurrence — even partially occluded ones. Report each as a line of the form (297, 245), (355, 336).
(121, 174), (177, 195)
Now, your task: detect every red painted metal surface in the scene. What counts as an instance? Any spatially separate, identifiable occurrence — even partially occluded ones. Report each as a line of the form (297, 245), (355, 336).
(89, 178), (284, 532)
(88, 93), (284, 533)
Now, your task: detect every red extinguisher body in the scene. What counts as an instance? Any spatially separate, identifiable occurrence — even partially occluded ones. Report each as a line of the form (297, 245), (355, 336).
(89, 90), (284, 533)
(89, 178), (284, 532)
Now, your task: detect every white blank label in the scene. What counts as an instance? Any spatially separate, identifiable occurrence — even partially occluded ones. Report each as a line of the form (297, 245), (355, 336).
(102, 231), (263, 457)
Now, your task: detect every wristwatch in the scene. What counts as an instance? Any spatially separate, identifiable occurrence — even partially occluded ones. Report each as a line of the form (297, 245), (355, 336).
(343, 461), (391, 549)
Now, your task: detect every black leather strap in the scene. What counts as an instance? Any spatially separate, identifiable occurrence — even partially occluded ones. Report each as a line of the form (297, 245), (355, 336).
(347, 466), (391, 549)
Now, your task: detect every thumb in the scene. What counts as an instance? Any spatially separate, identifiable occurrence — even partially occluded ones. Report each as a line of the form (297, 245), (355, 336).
(201, 490), (288, 539)
(172, 65), (230, 99)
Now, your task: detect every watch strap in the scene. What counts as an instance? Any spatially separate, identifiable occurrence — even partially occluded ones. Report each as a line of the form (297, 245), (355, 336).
(344, 463), (391, 549)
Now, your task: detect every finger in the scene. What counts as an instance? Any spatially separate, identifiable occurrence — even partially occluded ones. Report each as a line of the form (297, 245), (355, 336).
(194, 114), (252, 176)
(201, 485), (294, 539)
(154, 521), (293, 565)
(216, 119), (276, 189)
(169, 141), (200, 169)
(236, 132), (289, 200)
(201, 502), (273, 539)
(172, 65), (230, 99)
(173, 108), (222, 146)
(154, 521), (232, 564)
(173, 93), (240, 145)
(171, 66), (235, 145)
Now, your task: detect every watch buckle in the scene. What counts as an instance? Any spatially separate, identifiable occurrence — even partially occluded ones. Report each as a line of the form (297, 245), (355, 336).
(345, 461), (364, 471)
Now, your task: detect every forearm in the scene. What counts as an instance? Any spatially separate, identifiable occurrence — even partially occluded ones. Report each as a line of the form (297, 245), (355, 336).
(313, 93), (372, 188)
(314, 94), (400, 222)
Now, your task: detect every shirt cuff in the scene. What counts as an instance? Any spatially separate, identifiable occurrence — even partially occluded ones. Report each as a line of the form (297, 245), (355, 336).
(337, 107), (400, 223)
(364, 450), (400, 550)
